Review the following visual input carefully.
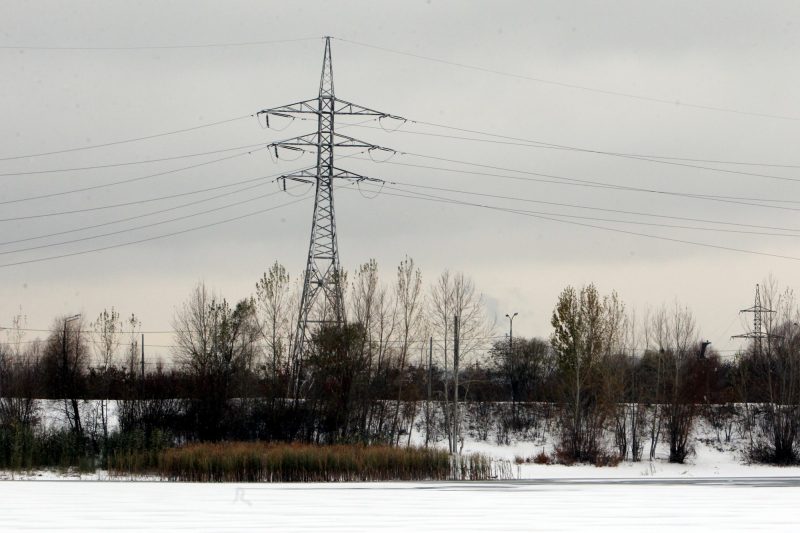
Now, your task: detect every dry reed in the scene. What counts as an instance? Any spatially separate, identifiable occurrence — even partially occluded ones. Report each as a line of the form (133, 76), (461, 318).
(110, 442), (495, 482)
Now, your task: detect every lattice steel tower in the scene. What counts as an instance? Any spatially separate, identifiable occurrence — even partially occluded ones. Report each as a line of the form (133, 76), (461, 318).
(258, 37), (402, 395)
(733, 283), (776, 357)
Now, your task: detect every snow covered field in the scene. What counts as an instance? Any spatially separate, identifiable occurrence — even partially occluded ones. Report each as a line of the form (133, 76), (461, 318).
(4, 401), (800, 531)
(2, 478), (799, 531)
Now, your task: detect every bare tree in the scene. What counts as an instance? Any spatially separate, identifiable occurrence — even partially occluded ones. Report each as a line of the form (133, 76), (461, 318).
(173, 283), (261, 441)
(1, 311), (40, 430)
(91, 308), (122, 454)
(490, 336), (551, 429)
(429, 270), (455, 450)
(390, 256), (423, 445)
(647, 301), (699, 463)
(624, 310), (647, 461)
(353, 260), (397, 440)
(256, 262), (293, 385)
(642, 305), (668, 461)
(428, 270), (493, 452)
(124, 313), (141, 380)
(42, 315), (89, 448)
(350, 259), (395, 440)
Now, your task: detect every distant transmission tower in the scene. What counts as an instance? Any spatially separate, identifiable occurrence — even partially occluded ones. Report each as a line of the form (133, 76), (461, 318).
(257, 37), (403, 395)
(732, 283), (777, 357)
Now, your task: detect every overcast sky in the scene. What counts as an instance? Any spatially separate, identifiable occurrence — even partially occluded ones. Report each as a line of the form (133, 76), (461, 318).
(2, 1), (800, 358)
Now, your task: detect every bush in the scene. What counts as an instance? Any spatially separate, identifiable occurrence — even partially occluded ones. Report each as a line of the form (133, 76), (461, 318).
(553, 446), (576, 466)
(533, 450), (551, 464)
(593, 452), (622, 467)
(0, 426), (94, 471)
(106, 428), (173, 472)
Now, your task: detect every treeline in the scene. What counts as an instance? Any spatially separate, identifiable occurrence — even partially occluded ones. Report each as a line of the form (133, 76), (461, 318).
(1, 260), (799, 468)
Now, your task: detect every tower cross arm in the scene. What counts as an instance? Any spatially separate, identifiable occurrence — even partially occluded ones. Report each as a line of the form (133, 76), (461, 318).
(732, 333), (762, 339)
(332, 167), (384, 184)
(279, 167), (318, 186)
(257, 97), (405, 121)
(333, 98), (406, 120)
(739, 305), (776, 314)
(268, 132), (319, 149)
(257, 98), (319, 117)
(276, 167), (384, 187)
(268, 132), (395, 151)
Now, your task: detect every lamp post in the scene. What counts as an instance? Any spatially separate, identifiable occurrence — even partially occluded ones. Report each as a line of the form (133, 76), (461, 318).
(61, 314), (81, 440)
(505, 312), (518, 422)
(505, 312), (518, 354)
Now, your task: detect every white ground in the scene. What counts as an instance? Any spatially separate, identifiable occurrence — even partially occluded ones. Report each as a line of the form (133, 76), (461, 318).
(4, 402), (800, 530)
(461, 435), (800, 480)
(2, 479), (800, 532)
(9, 400), (800, 481)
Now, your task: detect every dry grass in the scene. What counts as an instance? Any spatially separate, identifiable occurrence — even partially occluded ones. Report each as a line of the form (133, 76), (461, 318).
(533, 450), (551, 464)
(110, 442), (494, 482)
(513, 450), (551, 465)
(593, 452), (622, 467)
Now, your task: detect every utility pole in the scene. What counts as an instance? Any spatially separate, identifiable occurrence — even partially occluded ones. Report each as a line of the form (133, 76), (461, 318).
(61, 314), (81, 439)
(505, 312), (518, 422)
(426, 335), (432, 448)
(452, 315), (460, 455)
(140, 333), (145, 398)
(258, 37), (404, 398)
(505, 313), (518, 353)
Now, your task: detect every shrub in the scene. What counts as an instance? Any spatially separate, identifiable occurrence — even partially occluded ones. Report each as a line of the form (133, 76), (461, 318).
(593, 452), (622, 467)
(553, 446), (576, 466)
(533, 450), (551, 464)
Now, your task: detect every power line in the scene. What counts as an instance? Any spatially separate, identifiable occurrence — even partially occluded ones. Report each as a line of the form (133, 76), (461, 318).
(0, 36), (320, 51)
(0, 149), (261, 206)
(402, 119), (800, 170)
(0, 153), (367, 248)
(0, 173), (277, 225)
(350, 123), (800, 185)
(0, 118), (375, 210)
(0, 141), (271, 177)
(0, 177), (287, 246)
(0, 332), (753, 356)
(352, 183), (800, 262)
(0, 195), (312, 269)
(334, 37), (800, 122)
(365, 154), (800, 214)
(354, 120), (800, 178)
(377, 179), (800, 235)
(0, 182), (298, 256)
(380, 185), (799, 238)
(0, 114), (255, 162)
(1, 327), (508, 346)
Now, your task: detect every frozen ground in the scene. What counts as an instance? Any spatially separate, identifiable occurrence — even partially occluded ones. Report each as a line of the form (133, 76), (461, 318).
(4, 403), (800, 531)
(460, 435), (800, 480)
(2, 478), (800, 531)
(9, 400), (800, 481)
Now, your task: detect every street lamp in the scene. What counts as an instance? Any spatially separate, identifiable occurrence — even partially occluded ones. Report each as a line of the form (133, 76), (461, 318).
(505, 312), (518, 353)
(505, 312), (519, 423)
(699, 340), (711, 359)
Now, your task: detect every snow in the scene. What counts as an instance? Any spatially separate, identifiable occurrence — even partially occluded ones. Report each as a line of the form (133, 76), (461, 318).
(12, 399), (800, 481)
(2, 479), (799, 531)
(459, 436), (800, 480)
(4, 402), (800, 530)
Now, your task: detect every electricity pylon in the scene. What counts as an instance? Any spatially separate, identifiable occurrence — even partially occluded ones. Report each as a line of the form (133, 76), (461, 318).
(258, 37), (403, 397)
(732, 283), (777, 357)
